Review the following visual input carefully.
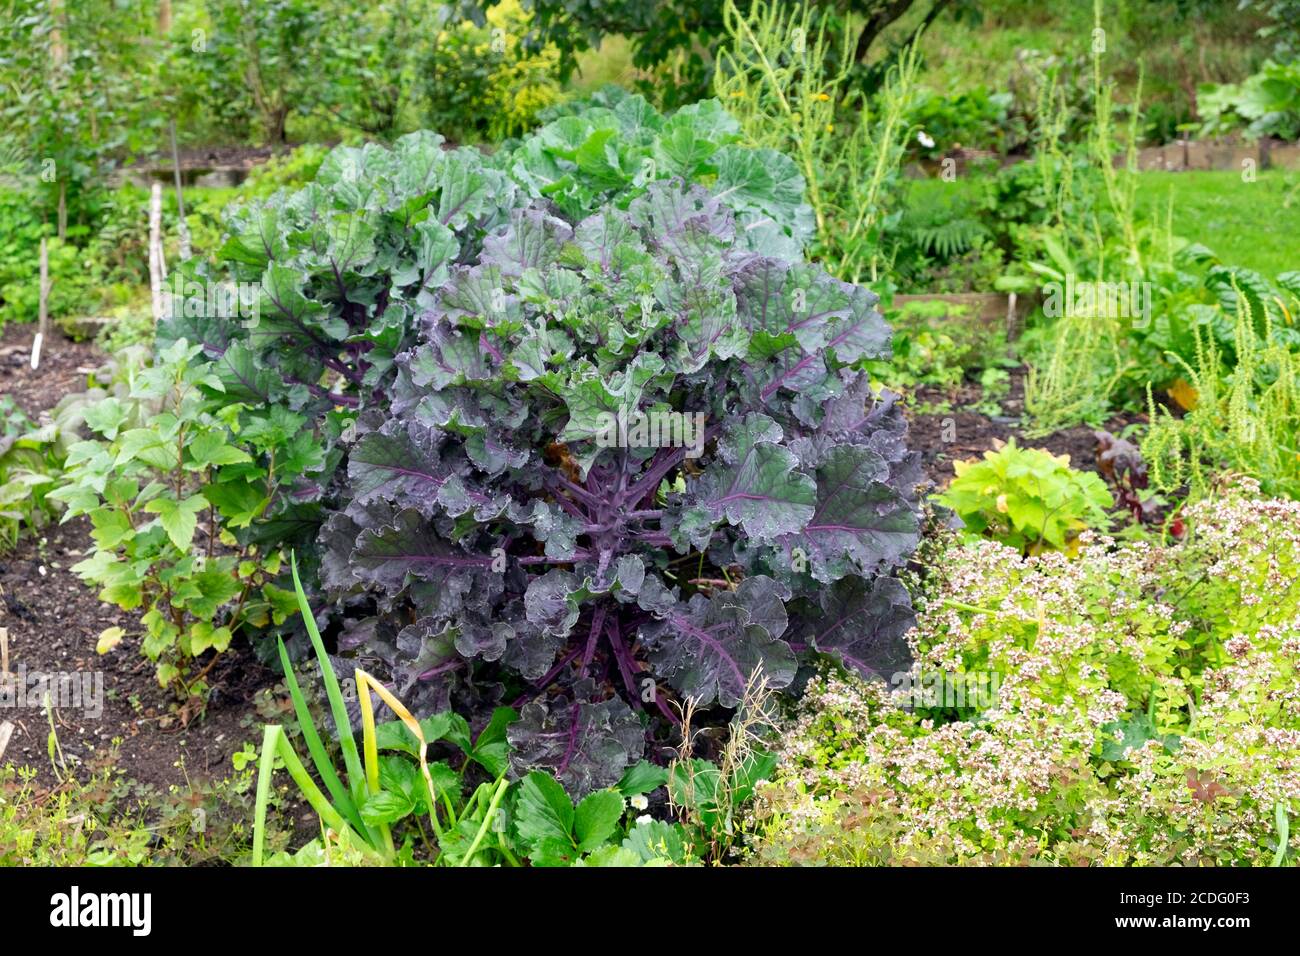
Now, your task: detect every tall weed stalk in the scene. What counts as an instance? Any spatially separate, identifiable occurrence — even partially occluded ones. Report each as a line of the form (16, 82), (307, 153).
(1022, 0), (1149, 433)
(714, 0), (920, 284)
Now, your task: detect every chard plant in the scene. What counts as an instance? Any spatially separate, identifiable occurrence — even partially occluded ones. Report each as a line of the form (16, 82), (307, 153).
(319, 181), (921, 794)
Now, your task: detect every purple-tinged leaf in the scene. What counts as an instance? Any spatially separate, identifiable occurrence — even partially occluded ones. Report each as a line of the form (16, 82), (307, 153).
(643, 577), (795, 707)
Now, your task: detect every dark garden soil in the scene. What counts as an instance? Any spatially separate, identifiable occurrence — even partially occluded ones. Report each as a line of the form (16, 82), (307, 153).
(905, 365), (1147, 491)
(0, 517), (280, 791)
(1, 326), (281, 796)
(0, 324), (105, 421)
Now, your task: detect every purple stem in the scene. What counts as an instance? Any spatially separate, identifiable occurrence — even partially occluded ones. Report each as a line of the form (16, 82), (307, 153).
(549, 491), (588, 521)
(548, 473), (602, 510)
(631, 532), (673, 546)
(417, 659), (464, 682)
(303, 382), (360, 407)
(557, 701), (582, 777)
(478, 332), (504, 364)
(581, 604), (608, 672)
(321, 353), (364, 385)
(517, 551), (591, 565)
(606, 618), (641, 704)
(620, 424), (722, 507)
(511, 644), (583, 707)
(653, 691), (681, 725)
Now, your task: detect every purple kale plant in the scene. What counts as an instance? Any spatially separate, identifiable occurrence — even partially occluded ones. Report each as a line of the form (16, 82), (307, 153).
(319, 180), (923, 794)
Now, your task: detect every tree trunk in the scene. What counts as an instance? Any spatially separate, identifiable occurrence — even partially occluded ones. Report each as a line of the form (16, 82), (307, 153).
(267, 106), (288, 145)
(855, 0), (954, 63)
(50, 0), (66, 67)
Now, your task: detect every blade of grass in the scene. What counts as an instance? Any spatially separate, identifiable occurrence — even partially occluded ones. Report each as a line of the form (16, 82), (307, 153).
(456, 776), (510, 867)
(290, 552), (366, 806)
(276, 637), (366, 836)
(272, 724), (377, 858)
(252, 724), (280, 867)
(356, 669), (445, 842)
(1273, 802), (1290, 867)
(356, 668), (395, 857)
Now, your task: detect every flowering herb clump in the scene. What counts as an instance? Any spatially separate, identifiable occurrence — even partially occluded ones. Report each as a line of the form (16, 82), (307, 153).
(319, 181), (922, 793)
(749, 480), (1300, 866)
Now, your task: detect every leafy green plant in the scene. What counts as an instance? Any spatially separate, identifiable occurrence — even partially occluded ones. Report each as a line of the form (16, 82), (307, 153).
(161, 96), (811, 590)
(50, 339), (307, 690)
(422, 0), (563, 143)
(972, 366), (1011, 417)
(1197, 59), (1300, 141)
(508, 86), (813, 249)
(867, 299), (1009, 402)
(0, 398), (61, 553)
(318, 180), (920, 794)
(907, 85), (1023, 160)
(935, 439), (1113, 553)
(902, 201), (989, 262)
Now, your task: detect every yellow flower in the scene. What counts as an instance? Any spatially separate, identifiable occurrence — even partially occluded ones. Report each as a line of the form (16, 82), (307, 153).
(825, 123), (834, 133)
(817, 93), (830, 101)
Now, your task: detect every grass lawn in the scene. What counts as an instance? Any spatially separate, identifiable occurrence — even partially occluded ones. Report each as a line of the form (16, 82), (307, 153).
(1134, 169), (1299, 279)
(901, 166), (1298, 280)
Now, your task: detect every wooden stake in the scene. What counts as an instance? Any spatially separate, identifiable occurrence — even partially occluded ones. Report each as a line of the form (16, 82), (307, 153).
(149, 181), (165, 324)
(32, 238), (49, 370)
(0, 628), (13, 760)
